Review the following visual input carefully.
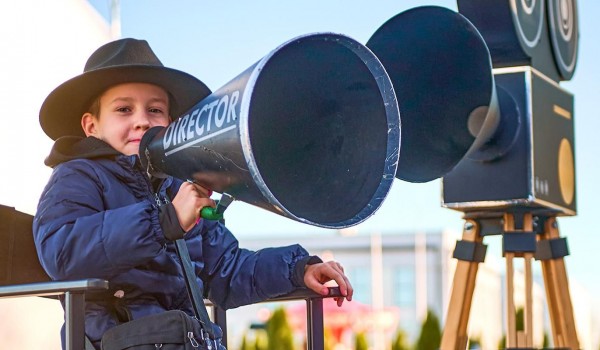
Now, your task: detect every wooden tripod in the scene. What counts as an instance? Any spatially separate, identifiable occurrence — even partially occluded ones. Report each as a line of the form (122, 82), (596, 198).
(440, 212), (579, 350)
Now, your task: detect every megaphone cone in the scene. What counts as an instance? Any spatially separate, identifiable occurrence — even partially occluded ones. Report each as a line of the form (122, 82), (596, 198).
(367, 6), (501, 182)
(141, 33), (400, 229)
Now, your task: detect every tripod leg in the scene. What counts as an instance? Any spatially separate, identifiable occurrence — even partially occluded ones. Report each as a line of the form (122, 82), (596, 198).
(539, 217), (579, 350)
(441, 220), (485, 350)
(524, 252), (534, 347)
(505, 252), (517, 347)
(503, 213), (535, 348)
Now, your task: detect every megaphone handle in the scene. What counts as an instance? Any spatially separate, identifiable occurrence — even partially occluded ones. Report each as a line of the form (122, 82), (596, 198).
(200, 193), (235, 221)
(200, 206), (223, 220)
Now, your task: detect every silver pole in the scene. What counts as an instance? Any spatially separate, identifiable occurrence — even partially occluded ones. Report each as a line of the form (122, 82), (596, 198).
(110, 0), (121, 39)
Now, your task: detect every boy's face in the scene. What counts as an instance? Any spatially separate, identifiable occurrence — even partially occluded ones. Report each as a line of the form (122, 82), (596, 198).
(81, 82), (171, 156)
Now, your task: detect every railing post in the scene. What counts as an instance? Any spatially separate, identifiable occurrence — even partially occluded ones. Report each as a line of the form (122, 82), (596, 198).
(306, 298), (325, 350)
(64, 290), (86, 350)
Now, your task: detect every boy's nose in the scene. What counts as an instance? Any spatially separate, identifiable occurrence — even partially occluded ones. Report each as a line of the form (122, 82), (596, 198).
(134, 113), (151, 129)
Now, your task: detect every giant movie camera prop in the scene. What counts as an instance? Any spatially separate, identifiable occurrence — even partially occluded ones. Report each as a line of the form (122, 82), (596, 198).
(439, 1), (579, 349)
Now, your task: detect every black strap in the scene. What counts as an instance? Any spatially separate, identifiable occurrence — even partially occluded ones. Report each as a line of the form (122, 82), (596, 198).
(174, 239), (216, 338)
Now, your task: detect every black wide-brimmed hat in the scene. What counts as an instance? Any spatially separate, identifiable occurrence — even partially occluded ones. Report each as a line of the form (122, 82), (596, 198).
(39, 38), (211, 140)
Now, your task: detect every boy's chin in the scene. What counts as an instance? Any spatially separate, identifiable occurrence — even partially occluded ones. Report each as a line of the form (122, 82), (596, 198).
(122, 147), (139, 156)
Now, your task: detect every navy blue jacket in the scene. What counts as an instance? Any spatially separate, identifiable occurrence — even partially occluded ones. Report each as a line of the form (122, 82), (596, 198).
(33, 137), (311, 347)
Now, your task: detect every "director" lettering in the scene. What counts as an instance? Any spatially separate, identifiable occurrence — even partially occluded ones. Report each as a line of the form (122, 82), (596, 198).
(163, 90), (240, 152)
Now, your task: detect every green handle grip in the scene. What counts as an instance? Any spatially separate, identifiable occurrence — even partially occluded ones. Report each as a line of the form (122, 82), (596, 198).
(200, 206), (223, 221)
(197, 192), (234, 221)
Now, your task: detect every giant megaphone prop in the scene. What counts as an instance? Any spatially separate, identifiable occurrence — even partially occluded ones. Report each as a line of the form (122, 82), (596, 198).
(141, 33), (400, 229)
(366, 6), (519, 182)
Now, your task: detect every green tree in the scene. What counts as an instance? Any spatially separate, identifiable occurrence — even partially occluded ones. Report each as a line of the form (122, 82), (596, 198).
(239, 332), (250, 350)
(323, 327), (334, 350)
(515, 307), (524, 331)
(355, 332), (369, 350)
(498, 334), (505, 349)
(468, 336), (481, 349)
(391, 329), (410, 350)
(498, 307), (525, 349)
(543, 332), (550, 348)
(414, 309), (442, 350)
(265, 307), (294, 350)
(255, 331), (268, 350)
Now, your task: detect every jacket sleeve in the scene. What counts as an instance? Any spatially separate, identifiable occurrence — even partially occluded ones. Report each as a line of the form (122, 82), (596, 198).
(33, 161), (167, 281)
(189, 219), (310, 310)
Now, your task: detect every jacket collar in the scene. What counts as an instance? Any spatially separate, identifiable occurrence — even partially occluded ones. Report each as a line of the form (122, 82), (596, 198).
(45, 136), (122, 168)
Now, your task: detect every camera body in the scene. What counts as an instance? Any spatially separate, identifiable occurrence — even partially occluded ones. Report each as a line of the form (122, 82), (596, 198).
(442, 67), (576, 215)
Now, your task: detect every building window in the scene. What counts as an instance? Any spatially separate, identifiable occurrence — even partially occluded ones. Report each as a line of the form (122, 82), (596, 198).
(393, 267), (415, 307)
(348, 266), (371, 304)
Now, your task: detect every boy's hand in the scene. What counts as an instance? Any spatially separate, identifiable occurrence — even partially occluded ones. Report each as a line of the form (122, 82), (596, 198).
(304, 261), (353, 307)
(172, 181), (215, 232)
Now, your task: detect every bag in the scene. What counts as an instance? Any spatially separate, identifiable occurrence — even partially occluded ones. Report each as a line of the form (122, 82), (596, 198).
(101, 239), (226, 350)
(100, 310), (226, 350)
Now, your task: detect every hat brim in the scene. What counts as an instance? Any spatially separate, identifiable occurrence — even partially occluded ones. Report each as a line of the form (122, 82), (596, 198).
(40, 65), (211, 140)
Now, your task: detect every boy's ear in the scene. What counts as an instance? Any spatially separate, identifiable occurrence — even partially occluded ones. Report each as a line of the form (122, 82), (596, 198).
(81, 113), (97, 137)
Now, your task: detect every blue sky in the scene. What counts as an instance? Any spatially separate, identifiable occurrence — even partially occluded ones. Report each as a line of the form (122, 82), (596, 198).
(89, 0), (600, 297)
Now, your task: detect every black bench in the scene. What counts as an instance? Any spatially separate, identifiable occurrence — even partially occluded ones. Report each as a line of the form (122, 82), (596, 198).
(0, 204), (336, 350)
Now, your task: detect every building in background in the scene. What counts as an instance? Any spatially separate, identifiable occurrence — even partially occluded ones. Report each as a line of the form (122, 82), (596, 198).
(0, 1), (110, 348)
(236, 230), (596, 349)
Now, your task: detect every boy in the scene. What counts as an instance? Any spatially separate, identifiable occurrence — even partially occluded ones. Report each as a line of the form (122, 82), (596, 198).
(33, 38), (352, 349)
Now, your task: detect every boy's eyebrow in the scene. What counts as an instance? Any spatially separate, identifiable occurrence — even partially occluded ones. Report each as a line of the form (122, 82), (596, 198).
(108, 96), (169, 105)
(108, 97), (133, 104)
(148, 97), (169, 105)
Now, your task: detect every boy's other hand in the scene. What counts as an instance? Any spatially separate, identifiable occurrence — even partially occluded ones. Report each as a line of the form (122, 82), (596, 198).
(172, 181), (215, 232)
(303, 261), (353, 307)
